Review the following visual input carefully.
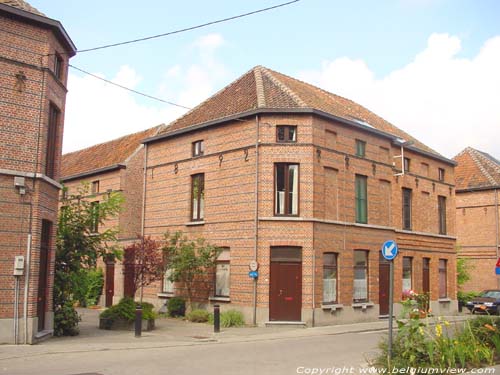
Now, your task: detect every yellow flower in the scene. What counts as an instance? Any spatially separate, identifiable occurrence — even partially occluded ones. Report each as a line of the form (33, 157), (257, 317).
(444, 320), (450, 327)
(435, 324), (442, 337)
(419, 327), (424, 335)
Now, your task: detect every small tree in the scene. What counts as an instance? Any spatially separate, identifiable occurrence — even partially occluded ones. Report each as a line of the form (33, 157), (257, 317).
(163, 231), (220, 312)
(55, 183), (123, 336)
(123, 235), (164, 302)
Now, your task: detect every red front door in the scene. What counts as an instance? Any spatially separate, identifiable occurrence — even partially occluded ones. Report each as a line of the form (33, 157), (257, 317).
(269, 262), (302, 321)
(379, 257), (390, 316)
(123, 248), (135, 298)
(105, 260), (115, 307)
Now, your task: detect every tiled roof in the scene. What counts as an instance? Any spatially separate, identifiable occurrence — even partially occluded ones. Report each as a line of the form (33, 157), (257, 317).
(61, 126), (163, 179)
(0, 0), (44, 16)
(158, 66), (439, 156)
(454, 147), (500, 191)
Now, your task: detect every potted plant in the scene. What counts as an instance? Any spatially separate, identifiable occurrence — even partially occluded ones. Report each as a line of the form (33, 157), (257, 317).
(99, 297), (156, 331)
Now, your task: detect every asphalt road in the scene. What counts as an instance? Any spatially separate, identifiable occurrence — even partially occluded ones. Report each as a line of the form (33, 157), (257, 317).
(0, 330), (384, 375)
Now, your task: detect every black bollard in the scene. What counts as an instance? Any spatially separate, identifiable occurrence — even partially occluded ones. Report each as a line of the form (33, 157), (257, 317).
(214, 304), (220, 333)
(135, 304), (142, 337)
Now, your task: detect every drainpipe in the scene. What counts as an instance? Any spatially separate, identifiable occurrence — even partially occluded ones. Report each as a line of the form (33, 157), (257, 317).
(139, 143), (148, 302)
(312, 248), (316, 327)
(495, 189), (499, 288)
(141, 143), (148, 237)
(253, 115), (260, 326)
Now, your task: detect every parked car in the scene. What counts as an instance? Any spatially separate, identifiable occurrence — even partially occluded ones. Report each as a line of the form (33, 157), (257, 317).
(465, 290), (500, 315)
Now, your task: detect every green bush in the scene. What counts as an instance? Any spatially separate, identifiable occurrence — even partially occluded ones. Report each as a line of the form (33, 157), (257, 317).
(71, 268), (104, 307)
(221, 310), (245, 327)
(100, 297), (156, 322)
(208, 309), (245, 327)
(187, 309), (210, 323)
(54, 301), (81, 336)
(167, 297), (186, 317)
(457, 290), (479, 306)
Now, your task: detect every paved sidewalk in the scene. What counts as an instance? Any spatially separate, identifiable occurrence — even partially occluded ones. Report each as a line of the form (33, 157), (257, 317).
(0, 308), (472, 362)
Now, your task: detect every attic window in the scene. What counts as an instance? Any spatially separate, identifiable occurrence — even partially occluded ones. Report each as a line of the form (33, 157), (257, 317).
(92, 180), (100, 194)
(54, 53), (63, 80)
(277, 125), (297, 143)
(438, 168), (445, 182)
(192, 140), (204, 157)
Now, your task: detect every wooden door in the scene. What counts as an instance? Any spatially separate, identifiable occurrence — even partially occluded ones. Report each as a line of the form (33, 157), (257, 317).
(37, 220), (51, 332)
(423, 258), (430, 294)
(105, 260), (115, 307)
(379, 257), (390, 316)
(123, 248), (135, 298)
(269, 262), (302, 321)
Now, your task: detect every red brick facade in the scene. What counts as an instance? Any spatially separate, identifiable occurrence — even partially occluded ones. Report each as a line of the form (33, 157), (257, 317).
(454, 148), (500, 292)
(0, 1), (75, 343)
(141, 67), (458, 325)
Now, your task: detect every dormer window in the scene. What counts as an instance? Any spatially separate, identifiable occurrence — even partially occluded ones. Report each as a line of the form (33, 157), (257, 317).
(276, 125), (297, 143)
(192, 140), (204, 157)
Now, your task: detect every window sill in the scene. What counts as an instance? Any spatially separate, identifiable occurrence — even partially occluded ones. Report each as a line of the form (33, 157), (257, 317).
(321, 303), (343, 312)
(157, 292), (174, 298)
(209, 296), (230, 303)
(185, 221), (205, 226)
(438, 298), (452, 303)
(352, 302), (375, 310)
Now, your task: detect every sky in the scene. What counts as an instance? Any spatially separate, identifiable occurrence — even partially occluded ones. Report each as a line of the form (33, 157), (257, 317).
(30, 0), (500, 159)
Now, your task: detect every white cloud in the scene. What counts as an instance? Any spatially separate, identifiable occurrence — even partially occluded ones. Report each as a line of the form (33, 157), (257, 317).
(298, 33), (500, 158)
(63, 33), (228, 153)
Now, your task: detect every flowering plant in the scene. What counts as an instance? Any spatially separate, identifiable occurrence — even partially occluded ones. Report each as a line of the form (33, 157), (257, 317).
(401, 290), (430, 318)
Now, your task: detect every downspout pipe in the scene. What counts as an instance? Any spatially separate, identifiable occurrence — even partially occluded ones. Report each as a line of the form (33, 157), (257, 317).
(139, 143), (148, 302)
(495, 189), (499, 288)
(253, 115), (260, 326)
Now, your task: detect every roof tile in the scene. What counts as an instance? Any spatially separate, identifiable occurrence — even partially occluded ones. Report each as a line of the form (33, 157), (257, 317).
(61, 126), (163, 179)
(454, 147), (500, 190)
(157, 66), (438, 156)
(0, 0), (44, 16)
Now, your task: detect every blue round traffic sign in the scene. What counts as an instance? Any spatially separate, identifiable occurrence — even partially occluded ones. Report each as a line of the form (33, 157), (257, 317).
(381, 240), (398, 261)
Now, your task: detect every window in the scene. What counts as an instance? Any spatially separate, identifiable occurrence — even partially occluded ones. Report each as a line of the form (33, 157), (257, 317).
(403, 157), (411, 173)
(438, 168), (445, 182)
(215, 248), (230, 297)
(45, 104), (59, 179)
(439, 259), (447, 298)
(191, 174), (205, 221)
(276, 125), (297, 143)
(402, 188), (412, 230)
(162, 269), (174, 294)
(353, 250), (368, 302)
(90, 201), (99, 233)
(438, 196), (447, 234)
(323, 253), (338, 303)
(275, 163), (299, 216)
(355, 140), (366, 158)
(402, 257), (412, 292)
(355, 175), (367, 224)
(54, 53), (63, 80)
(192, 140), (204, 157)
(92, 180), (100, 194)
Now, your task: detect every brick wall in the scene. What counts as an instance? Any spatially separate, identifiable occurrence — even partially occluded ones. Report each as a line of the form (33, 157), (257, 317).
(0, 9), (72, 343)
(456, 189), (500, 291)
(143, 112), (457, 325)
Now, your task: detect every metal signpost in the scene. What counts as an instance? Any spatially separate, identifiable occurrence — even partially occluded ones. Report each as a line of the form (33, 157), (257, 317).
(381, 240), (398, 363)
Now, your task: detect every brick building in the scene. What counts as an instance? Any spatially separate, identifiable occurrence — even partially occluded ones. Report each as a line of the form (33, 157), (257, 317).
(60, 126), (164, 307)
(0, 0), (75, 343)
(454, 147), (500, 291)
(141, 66), (458, 326)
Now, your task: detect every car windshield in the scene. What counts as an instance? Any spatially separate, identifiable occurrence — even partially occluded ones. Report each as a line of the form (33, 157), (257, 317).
(480, 291), (500, 299)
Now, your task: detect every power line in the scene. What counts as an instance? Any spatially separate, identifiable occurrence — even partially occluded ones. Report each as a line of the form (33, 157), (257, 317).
(69, 64), (192, 110)
(76, 0), (300, 54)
